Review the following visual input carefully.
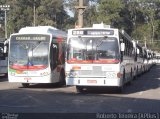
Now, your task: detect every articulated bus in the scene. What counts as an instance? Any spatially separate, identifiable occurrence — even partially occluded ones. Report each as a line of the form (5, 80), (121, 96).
(8, 26), (67, 87)
(65, 24), (136, 92)
(0, 39), (8, 77)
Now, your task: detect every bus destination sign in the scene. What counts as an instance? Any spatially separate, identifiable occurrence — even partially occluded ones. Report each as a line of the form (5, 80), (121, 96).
(15, 35), (47, 41)
(72, 29), (114, 36)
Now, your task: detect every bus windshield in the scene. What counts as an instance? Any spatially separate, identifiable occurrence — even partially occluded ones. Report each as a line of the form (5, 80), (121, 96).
(9, 34), (50, 70)
(67, 37), (120, 64)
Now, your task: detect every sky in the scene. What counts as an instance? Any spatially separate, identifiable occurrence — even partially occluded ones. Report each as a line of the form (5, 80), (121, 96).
(66, 9), (74, 17)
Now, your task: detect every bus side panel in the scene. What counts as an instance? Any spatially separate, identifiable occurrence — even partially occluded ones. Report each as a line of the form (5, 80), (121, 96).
(66, 77), (121, 86)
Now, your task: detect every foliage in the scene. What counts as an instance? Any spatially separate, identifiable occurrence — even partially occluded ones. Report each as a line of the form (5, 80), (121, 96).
(82, 0), (160, 51)
(0, 0), (160, 51)
(0, 0), (74, 37)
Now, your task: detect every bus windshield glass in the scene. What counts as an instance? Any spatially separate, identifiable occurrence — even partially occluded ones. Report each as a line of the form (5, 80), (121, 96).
(67, 37), (119, 63)
(9, 34), (50, 70)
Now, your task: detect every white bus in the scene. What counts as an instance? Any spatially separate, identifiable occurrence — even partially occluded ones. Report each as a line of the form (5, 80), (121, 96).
(133, 42), (146, 75)
(8, 26), (67, 87)
(155, 53), (160, 64)
(142, 47), (150, 72)
(65, 24), (136, 92)
(0, 39), (8, 77)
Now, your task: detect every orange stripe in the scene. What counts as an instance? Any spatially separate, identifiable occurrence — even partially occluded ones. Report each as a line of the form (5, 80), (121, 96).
(67, 59), (119, 64)
(10, 65), (47, 71)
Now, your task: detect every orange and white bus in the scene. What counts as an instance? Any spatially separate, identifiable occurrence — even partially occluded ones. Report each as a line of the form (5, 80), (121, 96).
(65, 24), (136, 92)
(8, 26), (67, 87)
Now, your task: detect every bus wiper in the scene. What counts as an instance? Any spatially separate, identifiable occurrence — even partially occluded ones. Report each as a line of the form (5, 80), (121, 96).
(9, 55), (25, 64)
(31, 41), (42, 51)
(94, 38), (104, 60)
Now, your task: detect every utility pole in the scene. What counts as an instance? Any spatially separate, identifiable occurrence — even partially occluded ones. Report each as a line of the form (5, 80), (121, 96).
(75, 0), (87, 28)
(144, 36), (147, 48)
(0, 5), (10, 39)
(33, 0), (36, 26)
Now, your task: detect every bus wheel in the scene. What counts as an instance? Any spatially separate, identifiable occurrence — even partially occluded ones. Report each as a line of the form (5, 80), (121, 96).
(117, 85), (124, 93)
(117, 73), (125, 93)
(134, 68), (138, 80)
(4, 73), (8, 78)
(76, 86), (84, 93)
(22, 83), (29, 88)
(127, 70), (133, 85)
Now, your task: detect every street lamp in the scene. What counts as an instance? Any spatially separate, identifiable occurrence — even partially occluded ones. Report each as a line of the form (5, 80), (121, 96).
(33, 1), (36, 26)
(0, 5), (10, 39)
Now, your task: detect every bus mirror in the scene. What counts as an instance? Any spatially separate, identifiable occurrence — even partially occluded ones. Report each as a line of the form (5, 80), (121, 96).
(4, 46), (7, 53)
(52, 44), (57, 49)
(137, 49), (140, 55)
(121, 43), (125, 52)
(0, 47), (3, 53)
(132, 41), (136, 48)
(120, 39), (123, 42)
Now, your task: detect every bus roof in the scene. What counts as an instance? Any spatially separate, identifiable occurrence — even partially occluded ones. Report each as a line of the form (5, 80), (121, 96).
(18, 26), (67, 37)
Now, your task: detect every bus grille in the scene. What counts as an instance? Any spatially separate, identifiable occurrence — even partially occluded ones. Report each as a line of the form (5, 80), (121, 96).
(79, 66), (105, 77)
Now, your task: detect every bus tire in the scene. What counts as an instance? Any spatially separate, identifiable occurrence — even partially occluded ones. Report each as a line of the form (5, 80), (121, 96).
(134, 68), (138, 80)
(117, 86), (124, 93)
(22, 83), (29, 88)
(127, 70), (133, 85)
(117, 72), (125, 93)
(76, 86), (83, 93)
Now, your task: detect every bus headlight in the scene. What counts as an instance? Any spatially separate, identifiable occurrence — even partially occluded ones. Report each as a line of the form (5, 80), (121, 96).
(10, 72), (15, 76)
(106, 72), (117, 78)
(67, 71), (79, 78)
(40, 72), (49, 76)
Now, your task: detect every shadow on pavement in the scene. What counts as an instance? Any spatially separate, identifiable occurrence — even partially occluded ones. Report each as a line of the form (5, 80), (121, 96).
(62, 65), (160, 94)
(0, 88), (159, 113)
(19, 83), (69, 89)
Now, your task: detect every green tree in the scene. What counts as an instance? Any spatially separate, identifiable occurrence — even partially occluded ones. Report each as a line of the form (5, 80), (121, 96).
(1, 0), (72, 37)
(97, 0), (124, 27)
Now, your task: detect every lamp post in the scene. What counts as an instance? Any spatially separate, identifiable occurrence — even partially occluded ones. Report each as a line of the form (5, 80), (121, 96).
(0, 5), (10, 39)
(33, 1), (36, 26)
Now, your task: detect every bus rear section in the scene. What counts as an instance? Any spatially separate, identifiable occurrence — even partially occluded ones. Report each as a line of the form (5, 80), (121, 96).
(8, 34), (52, 86)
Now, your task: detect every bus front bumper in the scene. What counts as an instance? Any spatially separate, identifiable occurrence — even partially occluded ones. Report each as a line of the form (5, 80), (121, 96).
(65, 77), (121, 86)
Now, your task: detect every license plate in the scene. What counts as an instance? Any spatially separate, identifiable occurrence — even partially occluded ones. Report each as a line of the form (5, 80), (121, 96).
(87, 80), (97, 84)
(24, 77), (32, 80)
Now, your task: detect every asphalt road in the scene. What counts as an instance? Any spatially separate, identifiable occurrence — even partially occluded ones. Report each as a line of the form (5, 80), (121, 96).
(0, 65), (160, 118)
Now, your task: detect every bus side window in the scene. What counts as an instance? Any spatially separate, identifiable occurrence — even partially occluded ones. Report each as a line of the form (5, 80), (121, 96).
(50, 42), (59, 70)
